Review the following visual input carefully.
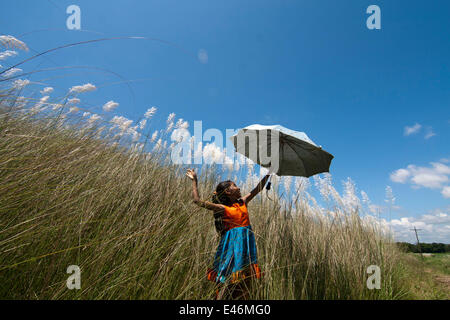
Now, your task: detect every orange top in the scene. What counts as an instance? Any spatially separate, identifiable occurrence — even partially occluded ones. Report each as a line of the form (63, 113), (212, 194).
(223, 201), (250, 231)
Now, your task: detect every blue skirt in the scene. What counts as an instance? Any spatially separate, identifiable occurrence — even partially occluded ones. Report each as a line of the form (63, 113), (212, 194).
(207, 225), (260, 284)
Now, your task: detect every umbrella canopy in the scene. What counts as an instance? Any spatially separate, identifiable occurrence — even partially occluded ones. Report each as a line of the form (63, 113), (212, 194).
(229, 124), (334, 177)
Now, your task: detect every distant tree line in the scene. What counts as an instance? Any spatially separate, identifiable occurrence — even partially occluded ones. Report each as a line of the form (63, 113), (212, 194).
(396, 242), (450, 253)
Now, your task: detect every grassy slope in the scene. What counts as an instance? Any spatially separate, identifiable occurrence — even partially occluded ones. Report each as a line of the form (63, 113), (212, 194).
(0, 113), (437, 300)
(422, 253), (450, 276)
(400, 254), (449, 299)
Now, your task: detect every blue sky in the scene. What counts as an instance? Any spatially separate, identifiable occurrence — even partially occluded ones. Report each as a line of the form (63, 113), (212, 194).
(1, 0), (449, 242)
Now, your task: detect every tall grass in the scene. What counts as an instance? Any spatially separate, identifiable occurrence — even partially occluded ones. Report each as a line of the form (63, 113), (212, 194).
(0, 34), (412, 299)
(0, 98), (411, 300)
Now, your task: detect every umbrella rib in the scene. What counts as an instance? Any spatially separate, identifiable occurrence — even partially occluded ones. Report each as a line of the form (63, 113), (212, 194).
(284, 135), (332, 175)
(231, 128), (333, 177)
(284, 134), (317, 151)
(282, 138), (308, 176)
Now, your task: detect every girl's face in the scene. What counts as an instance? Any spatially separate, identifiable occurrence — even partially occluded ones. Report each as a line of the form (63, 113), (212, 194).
(225, 182), (241, 199)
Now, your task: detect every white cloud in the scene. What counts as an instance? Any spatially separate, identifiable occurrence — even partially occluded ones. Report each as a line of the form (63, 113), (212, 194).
(411, 171), (448, 189)
(69, 83), (96, 93)
(368, 204), (382, 214)
(102, 100), (119, 112)
(388, 209), (450, 243)
(431, 162), (450, 175)
(390, 168), (410, 183)
(390, 160), (450, 198)
(198, 49), (208, 64)
(424, 127), (436, 139)
(171, 128), (190, 143)
(442, 186), (450, 199)
(202, 143), (224, 164)
(404, 123), (421, 136)
(189, 141), (235, 166)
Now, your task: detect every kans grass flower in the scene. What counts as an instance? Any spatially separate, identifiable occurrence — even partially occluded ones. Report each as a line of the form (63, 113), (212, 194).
(31, 95), (50, 112)
(40, 87), (54, 95)
(52, 103), (63, 110)
(144, 107), (157, 118)
(67, 98), (80, 105)
(1, 67), (21, 77)
(69, 107), (79, 114)
(0, 50), (18, 60)
(12, 79), (30, 89)
(150, 130), (158, 142)
(111, 115), (133, 132)
(175, 118), (189, 129)
(15, 96), (27, 109)
(0, 35), (29, 51)
(88, 114), (101, 123)
(153, 138), (163, 151)
(167, 112), (175, 123)
(139, 119), (147, 130)
(166, 113), (176, 132)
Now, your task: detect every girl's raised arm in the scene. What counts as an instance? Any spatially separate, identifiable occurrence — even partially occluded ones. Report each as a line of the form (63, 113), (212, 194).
(241, 174), (270, 205)
(186, 169), (225, 212)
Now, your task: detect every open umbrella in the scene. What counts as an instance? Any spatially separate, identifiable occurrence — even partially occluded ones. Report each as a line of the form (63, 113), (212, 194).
(229, 124), (333, 177)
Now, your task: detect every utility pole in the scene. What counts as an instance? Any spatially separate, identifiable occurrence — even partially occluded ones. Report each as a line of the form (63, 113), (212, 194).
(411, 226), (424, 261)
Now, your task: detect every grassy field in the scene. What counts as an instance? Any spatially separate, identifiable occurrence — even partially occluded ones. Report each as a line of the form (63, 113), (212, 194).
(400, 253), (449, 299)
(421, 253), (450, 276)
(0, 78), (447, 299)
(0, 106), (413, 300)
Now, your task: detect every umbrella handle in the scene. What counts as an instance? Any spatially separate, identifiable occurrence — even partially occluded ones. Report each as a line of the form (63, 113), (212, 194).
(265, 172), (273, 190)
(265, 174), (273, 201)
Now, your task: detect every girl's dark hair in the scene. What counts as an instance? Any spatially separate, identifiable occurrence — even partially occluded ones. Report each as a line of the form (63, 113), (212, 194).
(211, 180), (233, 236)
(211, 180), (233, 206)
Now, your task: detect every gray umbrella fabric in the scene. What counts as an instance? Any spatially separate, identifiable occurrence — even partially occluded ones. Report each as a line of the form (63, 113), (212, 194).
(229, 124), (334, 177)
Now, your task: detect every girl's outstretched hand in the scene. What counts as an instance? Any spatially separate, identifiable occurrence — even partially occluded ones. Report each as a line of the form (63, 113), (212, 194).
(186, 168), (197, 181)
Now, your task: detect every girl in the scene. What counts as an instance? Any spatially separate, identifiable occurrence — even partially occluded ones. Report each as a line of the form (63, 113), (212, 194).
(186, 168), (270, 299)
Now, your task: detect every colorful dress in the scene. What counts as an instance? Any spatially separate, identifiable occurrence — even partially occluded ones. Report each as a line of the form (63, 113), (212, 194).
(207, 201), (262, 284)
